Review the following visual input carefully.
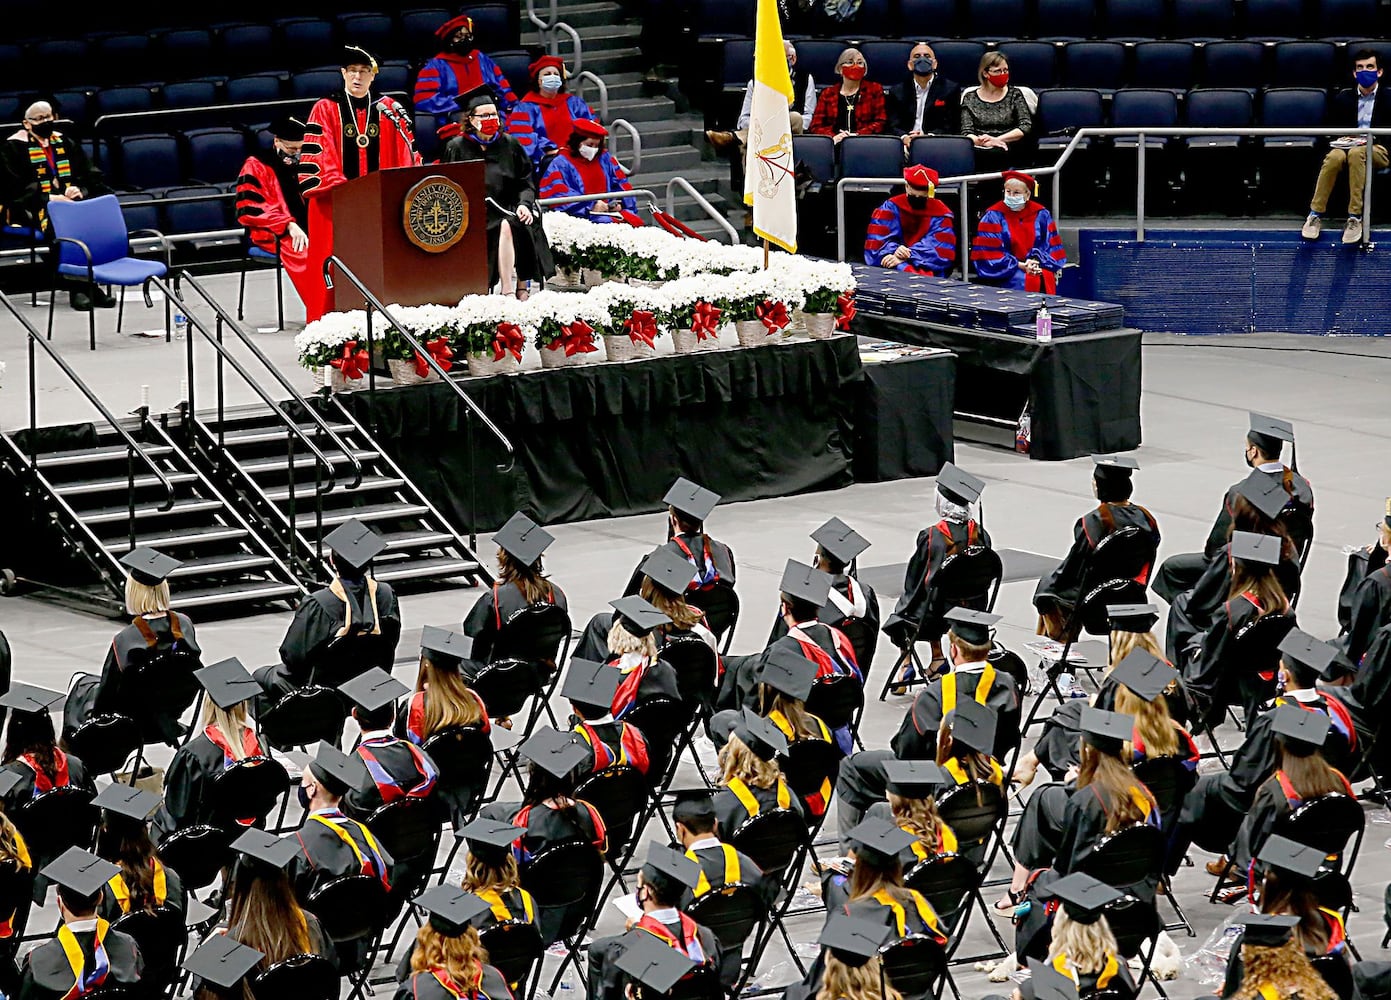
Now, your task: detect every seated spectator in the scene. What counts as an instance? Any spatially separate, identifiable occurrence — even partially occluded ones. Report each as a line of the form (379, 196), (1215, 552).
(706, 40), (816, 158)
(507, 55), (597, 175)
(960, 52), (1033, 158)
(971, 170), (1067, 292)
(539, 121), (641, 225)
(0, 101), (112, 312)
(889, 42), (962, 145)
(810, 48), (888, 143)
(863, 165), (956, 276)
(235, 117), (317, 314)
(1302, 49), (1390, 245)
(414, 14), (519, 129)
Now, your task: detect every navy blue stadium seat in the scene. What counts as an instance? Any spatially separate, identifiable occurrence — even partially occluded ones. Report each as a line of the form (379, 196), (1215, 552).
(1038, 87), (1107, 208)
(1319, 0), (1378, 38)
(30, 40), (89, 85)
(907, 134), (976, 179)
(94, 35), (152, 82)
(1131, 41), (1197, 89)
(0, 92), (21, 122)
(468, 5), (519, 50)
(162, 186), (236, 244)
(1261, 86), (1329, 127)
(1202, 41), (1267, 89)
(842, 0), (895, 35)
(794, 39), (850, 87)
(1109, 89), (1180, 209)
(1103, 0), (1168, 37)
(1271, 41), (1339, 89)
(219, 24), (276, 72)
(1345, 39), (1391, 63)
(1185, 87), (1255, 132)
(998, 41), (1058, 88)
(1061, 41), (1128, 91)
(1037, 0), (1099, 37)
(901, 0), (960, 37)
(696, 0), (756, 37)
(292, 69), (344, 100)
(377, 61), (412, 96)
(157, 30), (214, 78)
(225, 74), (287, 104)
(162, 81), (220, 109)
(116, 192), (163, 234)
(276, 18), (338, 66)
(95, 87), (156, 119)
(0, 47), (21, 83)
(1184, 88), (1255, 210)
(1245, 0), (1309, 36)
(1111, 88), (1180, 128)
(52, 90), (91, 125)
(337, 13), (396, 53)
(840, 134), (908, 178)
(861, 40), (914, 84)
(400, 9), (452, 55)
(1172, 0), (1236, 38)
(415, 112), (441, 162)
(489, 51), (532, 93)
(721, 38), (756, 87)
(793, 134), (837, 183)
(927, 40), (988, 83)
(1259, 87), (1329, 209)
(118, 134), (185, 190)
(963, 0), (1031, 40)
(185, 127), (249, 185)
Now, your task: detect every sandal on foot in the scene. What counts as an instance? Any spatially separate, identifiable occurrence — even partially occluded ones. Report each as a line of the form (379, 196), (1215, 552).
(992, 890), (1024, 916)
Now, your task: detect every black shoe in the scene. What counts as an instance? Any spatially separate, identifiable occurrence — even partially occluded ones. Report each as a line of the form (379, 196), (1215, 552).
(92, 286), (116, 308)
(69, 289), (93, 311)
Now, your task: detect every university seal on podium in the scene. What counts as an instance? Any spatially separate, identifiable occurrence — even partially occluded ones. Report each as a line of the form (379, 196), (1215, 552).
(403, 175), (469, 253)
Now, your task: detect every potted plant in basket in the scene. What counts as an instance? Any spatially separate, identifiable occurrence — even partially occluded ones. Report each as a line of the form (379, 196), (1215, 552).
(594, 283), (665, 361)
(530, 289), (604, 368)
(382, 304), (457, 385)
(786, 259), (856, 339)
(294, 311), (369, 392)
(721, 270), (801, 348)
(455, 295), (531, 376)
(660, 276), (727, 354)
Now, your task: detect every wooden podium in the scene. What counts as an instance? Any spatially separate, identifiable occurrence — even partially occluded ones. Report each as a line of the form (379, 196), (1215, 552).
(330, 162), (489, 312)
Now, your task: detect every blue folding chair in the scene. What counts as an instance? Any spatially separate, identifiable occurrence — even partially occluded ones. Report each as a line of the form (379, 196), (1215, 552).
(46, 195), (170, 350)
(238, 241), (285, 330)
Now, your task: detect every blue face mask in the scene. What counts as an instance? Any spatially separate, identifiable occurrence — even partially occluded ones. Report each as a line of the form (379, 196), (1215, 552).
(1356, 68), (1380, 87)
(911, 56), (935, 75)
(540, 74), (563, 95)
(1004, 192), (1028, 210)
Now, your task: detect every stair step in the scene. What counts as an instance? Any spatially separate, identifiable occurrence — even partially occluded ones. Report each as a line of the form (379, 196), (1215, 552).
(239, 449), (378, 474)
(371, 555), (483, 583)
(54, 471), (199, 497)
(295, 502), (429, 529)
(213, 422), (356, 447)
(82, 498), (224, 525)
(623, 120), (700, 150)
(630, 146), (704, 173)
(608, 97), (677, 123)
(105, 525), (251, 553)
(265, 475), (405, 502)
(169, 580), (303, 608)
(379, 529), (457, 551)
(36, 443), (174, 467)
(167, 552), (277, 577)
(575, 48), (644, 77)
(547, 1), (626, 28)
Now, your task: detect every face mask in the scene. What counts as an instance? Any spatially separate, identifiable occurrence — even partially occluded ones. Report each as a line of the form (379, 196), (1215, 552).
(1356, 68), (1380, 87)
(578, 144), (599, 161)
(297, 784), (312, 809)
(906, 195), (928, 209)
(1004, 192), (1028, 210)
(840, 64), (866, 81)
(31, 120), (58, 139)
(451, 36), (475, 54)
(540, 74), (563, 94)
(282, 153), (300, 165)
(475, 118), (500, 139)
(986, 69), (1010, 87)
(911, 57), (935, 75)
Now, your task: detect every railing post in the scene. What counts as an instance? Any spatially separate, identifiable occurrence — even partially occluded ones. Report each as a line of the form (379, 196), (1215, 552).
(215, 314), (225, 429)
(27, 334), (36, 469)
(836, 181), (848, 263)
(286, 430), (298, 575)
(959, 182), (971, 282)
(127, 445), (137, 554)
(1052, 171), (1062, 225)
(1136, 133), (1146, 244)
(1363, 128), (1375, 247)
(365, 311), (377, 397)
(186, 304), (196, 449)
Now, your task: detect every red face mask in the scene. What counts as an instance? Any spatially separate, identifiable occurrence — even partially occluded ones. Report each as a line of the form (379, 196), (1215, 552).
(841, 64), (866, 81)
(476, 118), (500, 138)
(986, 69), (1010, 86)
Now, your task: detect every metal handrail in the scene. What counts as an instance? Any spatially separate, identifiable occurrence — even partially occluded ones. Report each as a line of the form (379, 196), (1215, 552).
(538, 187), (657, 209)
(0, 289), (176, 554)
(90, 92), (409, 133)
(608, 118), (641, 175)
(322, 255), (515, 476)
(573, 71), (608, 121)
(666, 177), (740, 245)
(551, 22), (583, 74)
(527, 0), (558, 32)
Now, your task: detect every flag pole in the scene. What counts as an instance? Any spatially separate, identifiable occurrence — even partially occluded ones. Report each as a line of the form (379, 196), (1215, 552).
(763, 238), (769, 270)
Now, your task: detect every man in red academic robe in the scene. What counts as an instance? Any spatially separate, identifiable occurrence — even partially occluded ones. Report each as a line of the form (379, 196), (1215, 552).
(235, 116), (317, 311)
(862, 164), (956, 276)
(298, 45), (420, 321)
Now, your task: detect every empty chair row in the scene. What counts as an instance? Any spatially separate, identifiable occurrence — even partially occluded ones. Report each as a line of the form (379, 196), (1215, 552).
(87, 129), (268, 191)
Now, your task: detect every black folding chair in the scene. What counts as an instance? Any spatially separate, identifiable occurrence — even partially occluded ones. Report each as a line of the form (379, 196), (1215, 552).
(156, 825), (232, 896)
(693, 583), (740, 654)
(63, 713), (142, 781)
(1312, 953), (1355, 1000)
(522, 840), (603, 991)
(905, 852), (982, 939)
(577, 765), (651, 907)
(1103, 894), (1167, 999)
(490, 602), (573, 732)
(654, 634), (721, 787)
(625, 694), (690, 781)
(1130, 755), (1197, 934)
(936, 781), (1012, 967)
(424, 724), (495, 879)
(478, 919), (544, 998)
(309, 632), (396, 690)
(1078, 823), (1166, 895)
(730, 807), (811, 977)
(257, 684), (348, 753)
(13, 785), (98, 874)
(472, 658), (555, 800)
(303, 873), (391, 1000)
(110, 905), (185, 995)
(880, 933), (948, 1000)
(250, 953), (339, 1000)
(836, 614), (880, 678)
(687, 882), (768, 993)
(805, 673), (863, 737)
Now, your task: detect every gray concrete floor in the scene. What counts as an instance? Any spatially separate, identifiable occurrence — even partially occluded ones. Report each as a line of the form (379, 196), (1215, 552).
(2, 271), (1391, 998)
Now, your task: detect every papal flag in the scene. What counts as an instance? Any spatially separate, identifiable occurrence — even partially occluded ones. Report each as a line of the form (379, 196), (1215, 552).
(742, 0), (798, 253)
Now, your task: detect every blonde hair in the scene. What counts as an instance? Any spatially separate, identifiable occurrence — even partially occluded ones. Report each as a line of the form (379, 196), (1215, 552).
(1115, 684), (1179, 759)
(414, 655), (487, 735)
(719, 734), (781, 790)
(836, 47), (866, 73)
(607, 619), (658, 661)
(410, 924), (489, 992)
(462, 852), (520, 893)
(125, 577), (171, 616)
(816, 955), (902, 1000)
(1230, 939), (1336, 1000)
(1076, 744), (1156, 834)
(1108, 629), (1163, 670)
(202, 698), (253, 762)
(638, 577), (702, 630)
(0, 812), (27, 869)
(888, 791), (947, 855)
(1048, 910), (1119, 973)
(977, 51), (1008, 84)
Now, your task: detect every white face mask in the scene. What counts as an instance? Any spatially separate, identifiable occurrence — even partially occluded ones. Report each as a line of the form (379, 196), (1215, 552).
(1004, 192), (1028, 210)
(579, 144), (600, 161)
(540, 74), (563, 94)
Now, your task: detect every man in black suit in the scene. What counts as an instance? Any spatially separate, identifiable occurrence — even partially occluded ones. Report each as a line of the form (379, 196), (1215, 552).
(1303, 48), (1391, 244)
(888, 42), (962, 145)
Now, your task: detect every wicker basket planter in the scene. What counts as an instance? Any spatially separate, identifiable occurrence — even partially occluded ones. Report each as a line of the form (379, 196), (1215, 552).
(539, 344), (591, 368)
(387, 358), (439, 385)
(466, 352), (522, 376)
(803, 313), (836, 339)
(603, 334), (658, 361)
(735, 319), (779, 347)
(672, 328), (723, 354)
(311, 366), (361, 393)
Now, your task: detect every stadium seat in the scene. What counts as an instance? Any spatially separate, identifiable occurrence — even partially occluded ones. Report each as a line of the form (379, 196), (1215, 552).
(1037, 0), (1099, 38)
(1186, 87), (1255, 133)
(841, 0), (895, 35)
(489, 51), (532, 93)
(30, 40), (89, 87)
(1038, 88), (1107, 210)
(94, 35), (153, 83)
(415, 112), (441, 162)
(162, 81), (220, 109)
(118, 134), (185, 190)
(794, 39), (849, 87)
(1319, 0), (1378, 39)
(337, 13), (396, 53)
(0, 47), (21, 84)
(116, 192), (163, 235)
(276, 18), (338, 67)
(401, 9), (451, 56)
(1202, 41), (1267, 89)
(861, 40), (914, 84)
(793, 134), (837, 184)
(95, 87), (156, 119)
(469, 4), (520, 49)
(1173, 0), (1236, 39)
(1271, 40), (1340, 89)
(1109, 89), (1180, 210)
(840, 134), (908, 178)
(52, 90), (91, 126)
(0, 92), (21, 122)
(696, 0), (757, 38)
(900, 0), (959, 36)
(1259, 87), (1329, 210)
(1103, 0), (1168, 38)
(1060, 41), (1128, 91)
(907, 134), (976, 180)
(162, 186), (239, 248)
(185, 127), (250, 185)
(292, 69), (344, 100)
(219, 24), (276, 72)
(157, 30), (215, 79)
(963, 0), (1031, 40)
(998, 41), (1058, 88)
(376, 60), (412, 97)
(1184, 88), (1255, 211)
(721, 38), (756, 88)
(225, 74), (287, 104)
(1131, 41), (1197, 90)
(927, 40), (988, 84)
(1244, 0), (1308, 37)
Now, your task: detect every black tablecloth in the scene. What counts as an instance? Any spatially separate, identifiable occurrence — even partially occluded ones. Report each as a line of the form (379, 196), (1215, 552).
(852, 314), (1142, 461)
(855, 347), (955, 481)
(336, 335), (864, 532)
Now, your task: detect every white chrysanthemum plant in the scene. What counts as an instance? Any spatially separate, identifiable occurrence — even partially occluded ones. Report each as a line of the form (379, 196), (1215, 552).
(452, 295), (536, 362)
(382, 303), (458, 364)
(718, 268), (805, 333)
(529, 289), (606, 357)
(294, 310), (369, 369)
(591, 282), (669, 346)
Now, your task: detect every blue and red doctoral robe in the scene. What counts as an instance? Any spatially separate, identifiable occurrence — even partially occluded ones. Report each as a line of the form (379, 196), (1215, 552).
(414, 51), (518, 126)
(507, 92), (596, 174)
(863, 194), (956, 276)
(970, 200), (1066, 292)
(539, 148), (637, 222)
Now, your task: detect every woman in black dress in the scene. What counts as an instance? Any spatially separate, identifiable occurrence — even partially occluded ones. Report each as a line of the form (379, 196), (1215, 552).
(442, 95), (554, 295)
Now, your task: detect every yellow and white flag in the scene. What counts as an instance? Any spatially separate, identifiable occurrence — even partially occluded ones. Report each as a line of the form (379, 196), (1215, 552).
(742, 0), (798, 253)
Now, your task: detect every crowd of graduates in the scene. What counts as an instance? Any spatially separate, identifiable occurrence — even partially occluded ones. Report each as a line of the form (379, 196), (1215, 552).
(1, 413), (1391, 1000)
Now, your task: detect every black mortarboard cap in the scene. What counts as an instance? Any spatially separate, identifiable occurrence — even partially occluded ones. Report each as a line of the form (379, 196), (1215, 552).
(1235, 911), (1299, 947)
(421, 626), (475, 664)
(0, 772), (24, 800)
(811, 517), (870, 564)
(642, 842), (702, 890)
(1249, 412), (1296, 445)
(760, 645), (817, 701)
(883, 760), (948, 798)
(93, 783), (160, 822)
(1271, 704), (1330, 753)
(338, 667), (409, 713)
(195, 657), (261, 710)
(1278, 628), (1352, 681)
(519, 727), (590, 778)
(734, 708), (788, 762)
(324, 519), (386, 571)
(944, 607), (1000, 645)
(182, 935), (266, 989)
(1027, 959), (1081, 1000)
(610, 596), (672, 638)
(671, 789), (716, 826)
(819, 916), (893, 968)
(0, 683), (64, 715)
(946, 698), (997, 755)
(1255, 834), (1325, 881)
(846, 818), (916, 868)
(459, 818), (526, 862)
(562, 658), (622, 713)
(663, 478), (720, 523)
(43, 847), (118, 898)
(936, 462), (985, 505)
(267, 116), (308, 142)
(460, 87), (496, 116)
(493, 512), (553, 566)
(417, 885), (492, 936)
(1106, 603), (1160, 633)
(119, 546), (181, 586)
(1230, 530), (1281, 566)
(1081, 707), (1133, 752)
(615, 929), (699, 993)
(641, 545), (696, 597)
(1039, 872), (1121, 924)
(1091, 454), (1139, 473)
(779, 559), (832, 607)
(341, 45), (379, 71)
(1110, 649), (1178, 702)
(232, 828), (301, 870)
(308, 740), (369, 797)
(1237, 471), (1290, 522)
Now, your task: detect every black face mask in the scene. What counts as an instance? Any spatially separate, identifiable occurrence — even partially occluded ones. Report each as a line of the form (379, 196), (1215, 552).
(450, 36), (475, 54)
(30, 120), (58, 139)
(906, 195), (928, 209)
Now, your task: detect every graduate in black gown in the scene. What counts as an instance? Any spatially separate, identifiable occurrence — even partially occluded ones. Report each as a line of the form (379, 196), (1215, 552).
(711, 711), (806, 840)
(782, 915), (902, 1000)
(19, 850), (143, 1000)
(1009, 874), (1137, 998)
(339, 668), (441, 821)
(453, 820), (538, 950)
(871, 760), (962, 869)
(1218, 912), (1333, 1000)
(258, 519), (402, 702)
(0, 804), (35, 979)
(1033, 455), (1160, 641)
(820, 818), (948, 943)
(563, 658), (653, 784)
(396, 887), (515, 1000)
(462, 512), (568, 668)
(575, 545), (718, 666)
(768, 519), (881, 672)
(624, 478), (737, 601)
(63, 547), (202, 746)
(1339, 502), (1391, 666)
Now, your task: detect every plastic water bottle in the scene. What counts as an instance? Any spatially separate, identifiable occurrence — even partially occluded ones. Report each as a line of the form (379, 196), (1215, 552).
(558, 970), (576, 1000)
(174, 312), (188, 340)
(1035, 304), (1052, 342)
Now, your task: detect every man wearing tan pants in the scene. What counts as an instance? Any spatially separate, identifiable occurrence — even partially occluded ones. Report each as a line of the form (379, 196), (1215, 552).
(1303, 49), (1391, 245)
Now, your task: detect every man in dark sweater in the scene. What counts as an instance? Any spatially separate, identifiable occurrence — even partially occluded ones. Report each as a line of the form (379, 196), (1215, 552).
(888, 42), (962, 144)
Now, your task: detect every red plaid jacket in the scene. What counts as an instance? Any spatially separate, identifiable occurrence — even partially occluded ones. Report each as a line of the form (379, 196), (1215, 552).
(809, 80), (889, 136)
